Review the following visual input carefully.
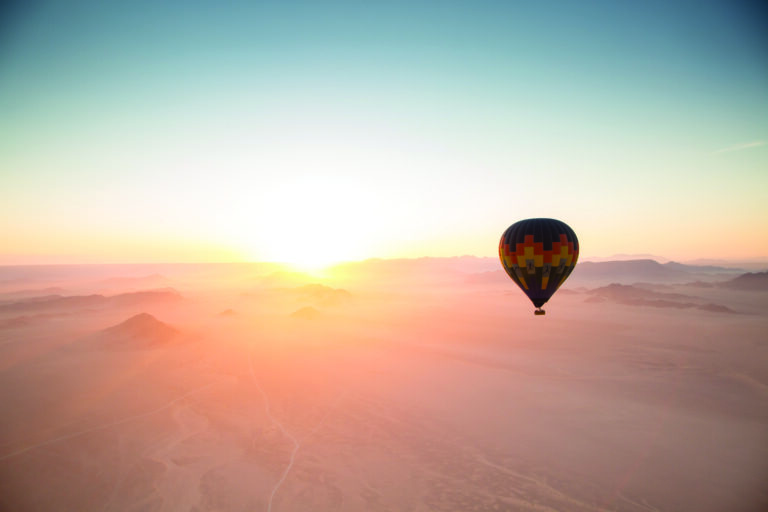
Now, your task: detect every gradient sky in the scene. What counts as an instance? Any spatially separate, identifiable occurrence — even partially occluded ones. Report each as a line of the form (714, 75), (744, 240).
(1, 0), (767, 266)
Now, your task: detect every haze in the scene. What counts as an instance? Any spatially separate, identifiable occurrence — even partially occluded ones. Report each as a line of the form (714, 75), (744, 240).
(1, 259), (767, 511)
(2, 1), (768, 510)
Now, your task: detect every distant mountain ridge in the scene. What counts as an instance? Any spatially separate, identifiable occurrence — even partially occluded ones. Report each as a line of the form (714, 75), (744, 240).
(331, 257), (747, 287)
(586, 284), (736, 313)
(569, 259), (743, 286)
(0, 289), (182, 313)
(583, 254), (670, 263)
(0, 287), (68, 300)
(721, 272), (768, 291)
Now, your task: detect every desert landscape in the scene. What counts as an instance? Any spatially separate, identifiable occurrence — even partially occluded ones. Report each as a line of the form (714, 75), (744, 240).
(1, 258), (766, 511)
(3, 1), (766, 510)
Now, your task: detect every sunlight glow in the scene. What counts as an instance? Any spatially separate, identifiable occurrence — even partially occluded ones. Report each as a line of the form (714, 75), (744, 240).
(243, 176), (374, 271)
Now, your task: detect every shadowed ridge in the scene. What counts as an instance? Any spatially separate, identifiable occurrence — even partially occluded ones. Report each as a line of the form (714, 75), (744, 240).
(585, 284), (736, 313)
(293, 284), (352, 306)
(290, 306), (321, 320)
(721, 271), (768, 291)
(101, 312), (178, 345)
(0, 288), (183, 314)
(570, 259), (744, 286)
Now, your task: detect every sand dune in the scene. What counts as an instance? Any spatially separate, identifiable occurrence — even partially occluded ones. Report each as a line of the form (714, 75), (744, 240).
(97, 313), (179, 348)
(0, 260), (766, 511)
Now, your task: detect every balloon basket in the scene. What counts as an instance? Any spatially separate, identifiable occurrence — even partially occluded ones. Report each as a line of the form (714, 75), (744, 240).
(534, 308), (546, 316)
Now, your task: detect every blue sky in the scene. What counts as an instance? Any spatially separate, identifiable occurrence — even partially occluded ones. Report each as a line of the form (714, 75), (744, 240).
(1, 0), (766, 264)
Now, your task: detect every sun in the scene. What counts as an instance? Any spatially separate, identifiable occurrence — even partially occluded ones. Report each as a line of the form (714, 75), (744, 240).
(254, 223), (364, 273)
(242, 176), (375, 271)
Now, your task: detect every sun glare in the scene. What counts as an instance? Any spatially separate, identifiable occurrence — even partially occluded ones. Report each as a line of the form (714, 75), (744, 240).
(243, 176), (374, 271)
(255, 227), (357, 273)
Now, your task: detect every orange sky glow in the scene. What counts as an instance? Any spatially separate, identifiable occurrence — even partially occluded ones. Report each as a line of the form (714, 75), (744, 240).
(2, 1), (767, 267)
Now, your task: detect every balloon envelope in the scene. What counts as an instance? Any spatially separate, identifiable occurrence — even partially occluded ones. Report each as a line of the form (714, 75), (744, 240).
(499, 218), (579, 310)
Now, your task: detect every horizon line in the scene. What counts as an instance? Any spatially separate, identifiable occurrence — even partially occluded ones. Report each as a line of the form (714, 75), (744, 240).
(2, 254), (768, 268)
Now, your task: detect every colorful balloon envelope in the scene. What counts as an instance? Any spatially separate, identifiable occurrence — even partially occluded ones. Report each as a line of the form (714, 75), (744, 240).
(499, 218), (579, 315)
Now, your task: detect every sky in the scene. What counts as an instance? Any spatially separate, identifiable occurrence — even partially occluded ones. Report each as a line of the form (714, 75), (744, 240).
(1, 0), (767, 267)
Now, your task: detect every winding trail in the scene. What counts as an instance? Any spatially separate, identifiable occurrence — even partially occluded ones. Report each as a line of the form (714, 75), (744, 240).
(248, 353), (348, 512)
(249, 354), (300, 512)
(0, 383), (215, 462)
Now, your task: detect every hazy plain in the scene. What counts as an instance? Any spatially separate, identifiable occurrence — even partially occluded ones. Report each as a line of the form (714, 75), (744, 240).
(1, 259), (766, 511)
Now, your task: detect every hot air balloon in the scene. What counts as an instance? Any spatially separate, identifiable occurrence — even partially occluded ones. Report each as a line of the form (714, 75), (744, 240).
(499, 218), (579, 315)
